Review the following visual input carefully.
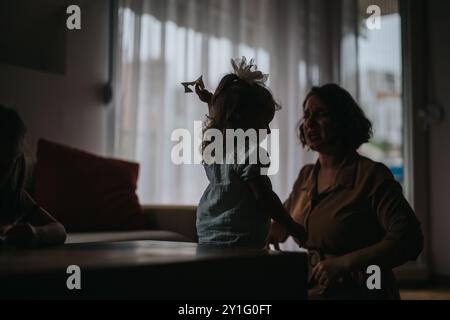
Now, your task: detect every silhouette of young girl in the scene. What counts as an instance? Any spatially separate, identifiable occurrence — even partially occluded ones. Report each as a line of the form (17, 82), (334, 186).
(189, 57), (305, 248)
(0, 105), (66, 248)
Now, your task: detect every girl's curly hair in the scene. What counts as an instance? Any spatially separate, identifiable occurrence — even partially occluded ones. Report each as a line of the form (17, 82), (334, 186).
(201, 74), (281, 155)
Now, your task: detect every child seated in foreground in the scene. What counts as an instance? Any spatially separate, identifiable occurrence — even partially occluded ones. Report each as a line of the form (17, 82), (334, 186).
(0, 105), (66, 248)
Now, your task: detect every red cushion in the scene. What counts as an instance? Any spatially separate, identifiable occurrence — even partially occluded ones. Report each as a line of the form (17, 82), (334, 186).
(34, 139), (148, 232)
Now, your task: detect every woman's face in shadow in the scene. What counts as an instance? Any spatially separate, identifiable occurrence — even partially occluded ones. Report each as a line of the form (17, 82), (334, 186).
(302, 95), (338, 153)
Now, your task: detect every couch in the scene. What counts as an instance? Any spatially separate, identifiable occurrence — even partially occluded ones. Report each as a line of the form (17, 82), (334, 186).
(26, 141), (197, 243)
(65, 205), (198, 244)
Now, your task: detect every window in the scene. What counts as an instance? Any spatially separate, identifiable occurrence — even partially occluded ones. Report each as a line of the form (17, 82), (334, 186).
(356, 0), (405, 186)
(114, 0), (410, 210)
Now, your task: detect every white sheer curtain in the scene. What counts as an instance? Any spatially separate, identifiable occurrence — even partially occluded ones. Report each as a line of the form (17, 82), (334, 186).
(114, 0), (341, 206)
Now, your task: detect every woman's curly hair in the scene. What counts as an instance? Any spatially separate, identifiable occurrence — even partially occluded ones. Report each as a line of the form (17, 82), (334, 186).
(298, 83), (373, 151)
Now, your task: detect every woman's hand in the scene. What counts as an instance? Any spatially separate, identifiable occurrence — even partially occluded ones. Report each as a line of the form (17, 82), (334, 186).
(311, 256), (349, 288)
(3, 223), (38, 248)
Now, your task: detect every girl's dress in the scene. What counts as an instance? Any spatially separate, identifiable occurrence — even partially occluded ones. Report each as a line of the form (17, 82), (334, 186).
(197, 143), (272, 248)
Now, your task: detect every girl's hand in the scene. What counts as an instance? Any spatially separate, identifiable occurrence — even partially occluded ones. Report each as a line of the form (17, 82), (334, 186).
(311, 256), (349, 288)
(289, 222), (307, 247)
(195, 83), (213, 105)
(267, 220), (289, 245)
(3, 223), (38, 248)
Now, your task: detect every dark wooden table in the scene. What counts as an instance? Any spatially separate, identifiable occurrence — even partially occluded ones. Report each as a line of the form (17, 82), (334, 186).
(0, 240), (307, 299)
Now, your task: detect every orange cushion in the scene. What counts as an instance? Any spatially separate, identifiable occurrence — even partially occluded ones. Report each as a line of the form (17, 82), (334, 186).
(34, 139), (148, 232)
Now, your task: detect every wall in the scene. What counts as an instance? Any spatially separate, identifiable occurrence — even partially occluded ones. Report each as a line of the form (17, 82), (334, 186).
(0, 0), (112, 158)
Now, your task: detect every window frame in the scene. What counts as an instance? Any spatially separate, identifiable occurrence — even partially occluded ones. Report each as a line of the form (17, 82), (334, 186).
(396, 0), (430, 281)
